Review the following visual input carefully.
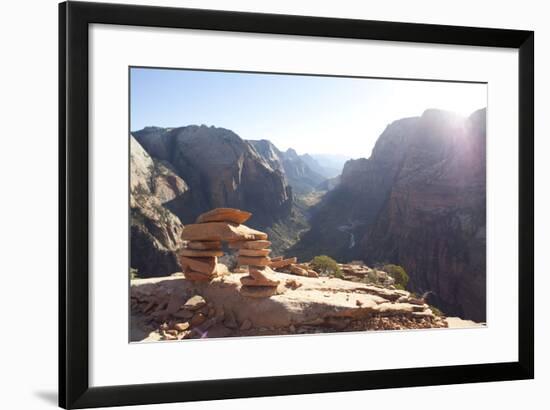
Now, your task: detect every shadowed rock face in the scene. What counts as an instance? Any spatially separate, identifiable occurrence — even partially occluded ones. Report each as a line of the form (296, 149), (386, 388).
(290, 109), (486, 321)
(133, 126), (293, 228)
(363, 109), (486, 321)
(130, 136), (187, 277)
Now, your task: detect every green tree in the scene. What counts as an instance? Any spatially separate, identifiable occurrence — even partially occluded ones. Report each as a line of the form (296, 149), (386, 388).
(310, 255), (342, 277)
(382, 264), (409, 290)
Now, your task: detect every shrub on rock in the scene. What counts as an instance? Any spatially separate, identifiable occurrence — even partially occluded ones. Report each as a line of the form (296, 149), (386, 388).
(382, 264), (409, 290)
(310, 255), (342, 277)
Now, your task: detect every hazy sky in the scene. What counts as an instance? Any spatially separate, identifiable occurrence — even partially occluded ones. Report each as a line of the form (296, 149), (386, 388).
(130, 67), (486, 158)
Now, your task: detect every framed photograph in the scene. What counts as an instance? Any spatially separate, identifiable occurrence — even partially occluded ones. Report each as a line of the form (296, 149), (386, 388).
(59, 1), (534, 408)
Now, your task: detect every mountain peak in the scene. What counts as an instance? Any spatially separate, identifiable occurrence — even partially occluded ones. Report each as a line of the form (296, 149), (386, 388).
(285, 148), (299, 158)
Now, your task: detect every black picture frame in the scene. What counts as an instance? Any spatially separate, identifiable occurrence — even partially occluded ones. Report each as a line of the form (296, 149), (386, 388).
(59, 1), (534, 408)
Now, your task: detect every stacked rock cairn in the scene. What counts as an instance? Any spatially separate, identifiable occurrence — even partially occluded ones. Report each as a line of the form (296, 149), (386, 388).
(178, 208), (270, 285)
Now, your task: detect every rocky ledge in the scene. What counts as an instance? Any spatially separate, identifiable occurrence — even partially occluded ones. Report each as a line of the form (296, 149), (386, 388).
(130, 271), (480, 342)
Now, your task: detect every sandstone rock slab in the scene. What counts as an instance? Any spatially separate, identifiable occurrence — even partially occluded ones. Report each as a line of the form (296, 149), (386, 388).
(289, 264), (309, 277)
(229, 240), (271, 250)
(238, 255), (271, 267)
(181, 222), (267, 242)
(269, 257), (297, 269)
(184, 271), (214, 282)
(238, 248), (271, 257)
(196, 208), (252, 224)
(180, 249), (224, 257)
(130, 272), (455, 342)
(179, 255), (217, 274)
(186, 241), (222, 250)
(249, 266), (280, 283)
(183, 295), (206, 310)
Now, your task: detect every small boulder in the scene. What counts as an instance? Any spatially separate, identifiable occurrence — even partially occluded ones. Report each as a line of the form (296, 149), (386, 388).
(289, 265), (309, 277)
(173, 322), (190, 331)
(183, 295), (207, 311)
(285, 278), (302, 290)
(269, 257), (297, 269)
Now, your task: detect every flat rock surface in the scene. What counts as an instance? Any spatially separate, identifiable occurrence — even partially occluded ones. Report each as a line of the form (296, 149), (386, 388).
(130, 272), (454, 341)
(446, 317), (486, 329)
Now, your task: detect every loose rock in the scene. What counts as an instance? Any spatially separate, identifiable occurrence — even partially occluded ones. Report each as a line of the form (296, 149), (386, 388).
(269, 257), (297, 269)
(183, 295), (206, 311)
(289, 264), (309, 277)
